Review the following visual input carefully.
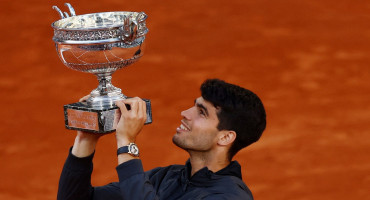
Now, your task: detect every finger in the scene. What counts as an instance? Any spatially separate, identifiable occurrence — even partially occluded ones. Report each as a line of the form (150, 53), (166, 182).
(130, 99), (139, 115)
(139, 99), (147, 122)
(116, 100), (128, 114)
(79, 95), (91, 102)
(122, 97), (142, 104)
(123, 97), (141, 114)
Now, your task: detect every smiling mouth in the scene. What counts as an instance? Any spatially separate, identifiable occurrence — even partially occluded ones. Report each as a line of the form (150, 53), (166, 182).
(177, 121), (190, 132)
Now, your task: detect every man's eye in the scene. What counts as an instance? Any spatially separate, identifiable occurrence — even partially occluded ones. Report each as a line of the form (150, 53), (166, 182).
(199, 109), (205, 116)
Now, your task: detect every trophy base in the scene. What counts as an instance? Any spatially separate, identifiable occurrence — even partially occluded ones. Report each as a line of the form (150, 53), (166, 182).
(64, 99), (152, 134)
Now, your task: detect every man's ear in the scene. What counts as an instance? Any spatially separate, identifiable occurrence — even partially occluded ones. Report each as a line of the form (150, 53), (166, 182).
(217, 130), (236, 146)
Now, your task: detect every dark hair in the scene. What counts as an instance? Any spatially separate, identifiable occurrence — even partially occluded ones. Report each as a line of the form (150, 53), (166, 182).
(201, 79), (266, 160)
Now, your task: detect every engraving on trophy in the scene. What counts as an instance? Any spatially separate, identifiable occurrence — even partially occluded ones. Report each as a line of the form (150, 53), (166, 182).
(52, 3), (152, 134)
(67, 109), (99, 131)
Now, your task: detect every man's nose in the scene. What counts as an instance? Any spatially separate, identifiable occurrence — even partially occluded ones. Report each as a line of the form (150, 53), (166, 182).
(181, 107), (192, 120)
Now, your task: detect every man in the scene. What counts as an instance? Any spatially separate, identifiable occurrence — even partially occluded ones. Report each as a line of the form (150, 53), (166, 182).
(57, 79), (266, 200)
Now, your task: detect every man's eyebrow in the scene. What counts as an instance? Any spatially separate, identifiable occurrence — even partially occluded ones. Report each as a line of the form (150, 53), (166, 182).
(194, 99), (209, 116)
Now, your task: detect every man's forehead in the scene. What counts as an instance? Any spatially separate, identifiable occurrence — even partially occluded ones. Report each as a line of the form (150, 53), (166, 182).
(195, 97), (215, 108)
(195, 97), (206, 104)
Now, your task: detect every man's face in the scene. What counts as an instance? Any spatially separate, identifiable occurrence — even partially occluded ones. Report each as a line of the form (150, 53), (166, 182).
(172, 97), (221, 152)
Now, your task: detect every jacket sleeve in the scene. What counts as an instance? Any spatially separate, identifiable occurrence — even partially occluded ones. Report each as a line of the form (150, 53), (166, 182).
(57, 148), (135, 200)
(116, 159), (160, 200)
(57, 148), (95, 200)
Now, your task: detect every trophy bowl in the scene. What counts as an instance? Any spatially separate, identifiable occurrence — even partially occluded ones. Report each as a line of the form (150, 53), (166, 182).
(52, 3), (151, 133)
(52, 4), (148, 109)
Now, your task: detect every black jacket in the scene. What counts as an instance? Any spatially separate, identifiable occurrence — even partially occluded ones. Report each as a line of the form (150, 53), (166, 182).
(57, 149), (254, 200)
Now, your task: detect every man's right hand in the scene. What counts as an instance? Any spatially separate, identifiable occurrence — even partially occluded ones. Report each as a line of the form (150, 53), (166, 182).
(71, 95), (103, 158)
(114, 97), (147, 164)
(115, 97), (147, 148)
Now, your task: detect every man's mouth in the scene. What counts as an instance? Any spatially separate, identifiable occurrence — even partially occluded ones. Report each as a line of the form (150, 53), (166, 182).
(176, 121), (190, 132)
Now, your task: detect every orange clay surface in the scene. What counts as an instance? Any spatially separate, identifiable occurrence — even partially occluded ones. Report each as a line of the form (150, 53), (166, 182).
(0, 0), (369, 199)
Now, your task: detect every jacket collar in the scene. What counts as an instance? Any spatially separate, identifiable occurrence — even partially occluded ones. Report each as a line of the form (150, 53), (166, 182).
(180, 159), (243, 187)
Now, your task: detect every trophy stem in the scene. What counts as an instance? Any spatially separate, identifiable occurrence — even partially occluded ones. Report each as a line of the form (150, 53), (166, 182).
(87, 73), (126, 109)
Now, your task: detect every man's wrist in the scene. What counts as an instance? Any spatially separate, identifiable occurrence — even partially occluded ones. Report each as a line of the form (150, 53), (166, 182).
(72, 132), (99, 158)
(117, 146), (140, 165)
(116, 136), (135, 148)
(116, 140), (140, 165)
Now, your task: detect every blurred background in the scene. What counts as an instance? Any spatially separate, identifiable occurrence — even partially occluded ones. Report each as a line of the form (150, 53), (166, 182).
(0, 0), (369, 199)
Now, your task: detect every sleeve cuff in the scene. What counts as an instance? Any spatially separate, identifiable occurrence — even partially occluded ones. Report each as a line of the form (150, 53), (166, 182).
(64, 146), (95, 171)
(116, 159), (144, 181)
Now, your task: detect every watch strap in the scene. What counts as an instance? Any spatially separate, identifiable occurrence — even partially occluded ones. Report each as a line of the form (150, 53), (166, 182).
(117, 146), (129, 155)
(117, 143), (139, 157)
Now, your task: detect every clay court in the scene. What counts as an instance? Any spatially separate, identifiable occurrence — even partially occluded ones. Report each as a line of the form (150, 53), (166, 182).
(0, 0), (369, 199)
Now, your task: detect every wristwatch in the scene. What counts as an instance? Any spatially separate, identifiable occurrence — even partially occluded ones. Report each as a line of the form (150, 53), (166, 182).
(117, 143), (140, 157)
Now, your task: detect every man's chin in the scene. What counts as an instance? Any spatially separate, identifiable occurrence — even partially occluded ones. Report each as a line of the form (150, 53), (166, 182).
(172, 135), (185, 149)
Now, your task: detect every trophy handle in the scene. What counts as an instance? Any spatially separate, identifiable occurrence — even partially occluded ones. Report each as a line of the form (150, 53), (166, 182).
(136, 12), (148, 23)
(52, 6), (66, 19)
(120, 12), (148, 44)
(64, 3), (76, 16)
(52, 3), (76, 19)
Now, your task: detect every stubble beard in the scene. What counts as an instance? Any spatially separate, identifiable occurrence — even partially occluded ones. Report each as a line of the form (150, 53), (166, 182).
(172, 133), (212, 152)
(172, 134), (186, 150)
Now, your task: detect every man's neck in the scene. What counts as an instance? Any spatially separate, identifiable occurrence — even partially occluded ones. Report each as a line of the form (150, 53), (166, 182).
(188, 151), (230, 177)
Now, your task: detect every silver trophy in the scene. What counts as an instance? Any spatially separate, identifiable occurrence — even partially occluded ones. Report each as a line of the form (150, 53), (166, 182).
(52, 3), (152, 133)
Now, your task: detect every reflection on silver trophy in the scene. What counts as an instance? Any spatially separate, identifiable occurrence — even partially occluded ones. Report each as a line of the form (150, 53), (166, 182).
(52, 3), (152, 133)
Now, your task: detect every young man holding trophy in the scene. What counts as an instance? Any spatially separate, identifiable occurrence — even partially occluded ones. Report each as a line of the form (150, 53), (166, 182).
(52, 4), (266, 199)
(57, 79), (266, 200)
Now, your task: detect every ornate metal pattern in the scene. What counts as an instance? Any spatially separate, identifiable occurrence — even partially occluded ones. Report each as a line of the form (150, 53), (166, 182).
(52, 22), (147, 43)
(52, 3), (149, 109)
(63, 55), (142, 74)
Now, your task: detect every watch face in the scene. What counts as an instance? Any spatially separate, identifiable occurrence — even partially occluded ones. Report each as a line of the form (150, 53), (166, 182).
(129, 144), (139, 155)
